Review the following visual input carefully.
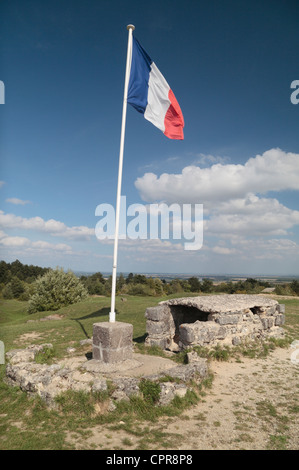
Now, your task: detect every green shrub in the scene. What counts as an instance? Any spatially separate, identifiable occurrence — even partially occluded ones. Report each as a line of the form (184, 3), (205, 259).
(2, 276), (26, 299)
(2, 283), (14, 299)
(28, 268), (88, 313)
(126, 283), (155, 296)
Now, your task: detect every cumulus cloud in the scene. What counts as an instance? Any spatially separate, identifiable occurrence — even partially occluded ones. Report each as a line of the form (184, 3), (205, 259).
(0, 211), (94, 240)
(233, 238), (299, 260)
(135, 148), (299, 205)
(212, 246), (239, 255)
(0, 235), (30, 247)
(206, 194), (299, 237)
(134, 148), (299, 242)
(193, 153), (230, 166)
(0, 231), (73, 253)
(208, 237), (299, 261)
(6, 198), (31, 205)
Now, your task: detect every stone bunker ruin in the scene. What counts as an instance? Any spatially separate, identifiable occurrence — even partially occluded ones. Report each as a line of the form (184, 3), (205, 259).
(145, 294), (285, 351)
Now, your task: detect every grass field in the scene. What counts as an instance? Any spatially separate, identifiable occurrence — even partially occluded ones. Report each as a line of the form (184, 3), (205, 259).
(0, 293), (298, 450)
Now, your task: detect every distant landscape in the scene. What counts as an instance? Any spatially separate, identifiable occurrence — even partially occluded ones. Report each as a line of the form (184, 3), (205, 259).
(96, 272), (299, 284)
(1, 260), (299, 306)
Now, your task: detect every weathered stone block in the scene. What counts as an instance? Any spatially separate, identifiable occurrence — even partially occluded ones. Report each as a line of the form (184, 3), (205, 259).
(264, 306), (277, 315)
(165, 361), (207, 382)
(232, 336), (242, 345)
(111, 377), (140, 398)
(260, 317), (275, 330)
(93, 322), (132, 349)
(275, 314), (285, 326)
(216, 326), (227, 339)
(180, 321), (227, 346)
(145, 306), (169, 322)
(146, 319), (169, 336)
(179, 324), (195, 344)
(145, 336), (170, 349)
(93, 346), (133, 363)
(91, 378), (108, 393)
(276, 304), (285, 314)
(92, 322), (133, 363)
(215, 314), (242, 325)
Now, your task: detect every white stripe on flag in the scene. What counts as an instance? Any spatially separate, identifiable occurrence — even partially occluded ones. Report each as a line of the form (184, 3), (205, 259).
(144, 63), (171, 133)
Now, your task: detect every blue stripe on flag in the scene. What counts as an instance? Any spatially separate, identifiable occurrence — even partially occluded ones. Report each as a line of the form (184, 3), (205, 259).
(127, 37), (152, 114)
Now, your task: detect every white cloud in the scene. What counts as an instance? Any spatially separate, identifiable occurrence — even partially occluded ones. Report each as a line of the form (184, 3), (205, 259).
(31, 240), (73, 252)
(0, 211), (94, 240)
(194, 153), (230, 166)
(135, 148), (299, 205)
(0, 236), (30, 247)
(206, 194), (299, 237)
(6, 198), (31, 205)
(0, 231), (73, 253)
(134, 148), (299, 243)
(212, 246), (239, 255)
(233, 238), (299, 260)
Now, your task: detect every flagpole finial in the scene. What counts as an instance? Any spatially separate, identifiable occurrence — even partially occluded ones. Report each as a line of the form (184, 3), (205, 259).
(127, 24), (135, 31)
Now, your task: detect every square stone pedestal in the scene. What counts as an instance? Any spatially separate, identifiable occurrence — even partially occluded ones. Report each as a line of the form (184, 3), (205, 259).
(92, 321), (133, 363)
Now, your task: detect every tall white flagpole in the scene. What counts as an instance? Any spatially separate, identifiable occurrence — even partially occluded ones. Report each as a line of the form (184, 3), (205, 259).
(109, 24), (135, 323)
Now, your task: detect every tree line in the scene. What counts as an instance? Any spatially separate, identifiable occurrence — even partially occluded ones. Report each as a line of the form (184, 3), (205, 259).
(0, 260), (49, 301)
(1, 260), (299, 305)
(79, 273), (274, 297)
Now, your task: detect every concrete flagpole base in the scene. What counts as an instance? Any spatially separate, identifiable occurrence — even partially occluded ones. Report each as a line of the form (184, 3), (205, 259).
(92, 322), (133, 363)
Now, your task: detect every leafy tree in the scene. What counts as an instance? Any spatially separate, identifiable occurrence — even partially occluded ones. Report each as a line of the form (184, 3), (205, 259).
(201, 278), (213, 293)
(81, 272), (106, 295)
(0, 261), (10, 284)
(2, 283), (14, 299)
(126, 273), (134, 284)
(28, 268), (88, 313)
(153, 278), (164, 296)
(290, 280), (299, 295)
(116, 273), (125, 292)
(188, 276), (201, 292)
(126, 283), (155, 296)
(2, 276), (26, 299)
(10, 276), (25, 298)
(133, 274), (147, 284)
(165, 279), (184, 295)
(10, 260), (24, 279)
(0, 259), (49, 287)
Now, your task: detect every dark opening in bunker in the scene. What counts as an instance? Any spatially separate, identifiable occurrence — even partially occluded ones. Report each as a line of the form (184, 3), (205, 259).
(169, 305), (210, 345)
(250, 306), (263, 315)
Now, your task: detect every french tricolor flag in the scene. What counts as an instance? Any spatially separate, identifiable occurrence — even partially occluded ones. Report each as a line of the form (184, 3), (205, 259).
(127, 37), (184, 140)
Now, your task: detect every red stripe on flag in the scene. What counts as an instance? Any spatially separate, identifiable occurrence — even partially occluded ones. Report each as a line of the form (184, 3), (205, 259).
(164, 89), (184, 140)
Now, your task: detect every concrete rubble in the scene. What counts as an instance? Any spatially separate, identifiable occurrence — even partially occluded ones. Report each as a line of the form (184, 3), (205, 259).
(4, 342), (208, 409)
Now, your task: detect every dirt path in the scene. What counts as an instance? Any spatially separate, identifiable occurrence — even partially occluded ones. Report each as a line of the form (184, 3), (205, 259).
(170, 346), (299, 450)
(75, 346), (298, 450)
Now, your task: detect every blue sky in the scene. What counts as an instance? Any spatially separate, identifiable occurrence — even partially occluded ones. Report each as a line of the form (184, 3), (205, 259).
(0, 0), (299, 275)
